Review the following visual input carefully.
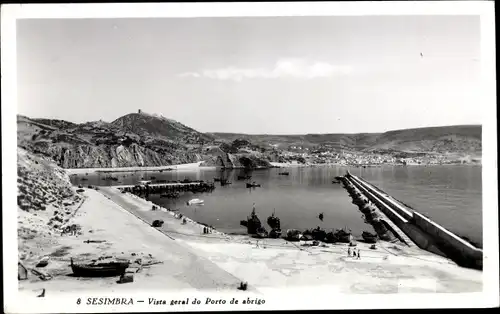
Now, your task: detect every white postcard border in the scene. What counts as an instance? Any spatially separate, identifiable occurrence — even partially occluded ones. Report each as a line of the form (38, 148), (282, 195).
(2, 1), (498, 313)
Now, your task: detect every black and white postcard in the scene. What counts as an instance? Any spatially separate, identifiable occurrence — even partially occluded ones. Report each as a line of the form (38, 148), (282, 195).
(2, 2), (498, 313)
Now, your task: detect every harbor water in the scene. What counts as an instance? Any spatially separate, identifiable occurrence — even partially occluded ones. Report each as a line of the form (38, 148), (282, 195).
(71, 165), (482, 246)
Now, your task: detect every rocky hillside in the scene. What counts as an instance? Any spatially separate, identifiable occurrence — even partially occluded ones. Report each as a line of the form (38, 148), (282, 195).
(17, 148), (84, 262)
(112, 112), (214, 144)
(210, 125), (482, 154)
(17, 113), (272, 169)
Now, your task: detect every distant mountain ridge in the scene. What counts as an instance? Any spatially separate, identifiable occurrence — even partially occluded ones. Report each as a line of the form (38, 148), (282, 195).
(17, 111), (481, 170)
(209, 124), (482, 154)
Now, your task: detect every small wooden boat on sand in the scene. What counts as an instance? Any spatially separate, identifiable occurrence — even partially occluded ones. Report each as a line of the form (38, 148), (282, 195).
(362, 231), (378, 243)
(254, 227), (269, 238)
(70, 258), (129, 277)
(269, 229), (282, 238)
(286, 229), (302, 242)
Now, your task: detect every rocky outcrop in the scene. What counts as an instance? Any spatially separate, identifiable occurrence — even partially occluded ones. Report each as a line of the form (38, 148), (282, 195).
(199, 152), (272, 169)
(39, 144), (201, 169)
(18, 114), (272, 170)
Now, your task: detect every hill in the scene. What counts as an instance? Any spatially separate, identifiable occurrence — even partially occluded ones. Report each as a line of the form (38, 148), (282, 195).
(209, 125), (482, 154)
(17, 113), (272, 169)
(111, 112), (214, 144)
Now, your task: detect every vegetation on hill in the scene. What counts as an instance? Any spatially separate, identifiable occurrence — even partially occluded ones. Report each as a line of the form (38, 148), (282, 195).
(210, 125), (482, 154)
(17, 110), (481, 170)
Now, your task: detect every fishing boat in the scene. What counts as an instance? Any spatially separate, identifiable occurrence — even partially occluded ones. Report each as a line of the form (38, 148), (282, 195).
(237, 175), (252, 180)
(187, 198), (204, 206)
(301, 231), (314, 242)
(160, 192), (180, 199)
(214, 178), (222, 182)
(220, 179), (232, 186)
(267, 211), (281, 230)
(362, 231), (378, 243)
(254, 227), (269, 238)
(324, 232), (337, 243)
(334, 229), (352, 243)
(278, 172), (290, 176)
(311, 227), (327, 241)
(246, 183), (261, 188)
(286, 229), (302, 242)
(269, 229), (282, 238)
(70, 258), (129, 277)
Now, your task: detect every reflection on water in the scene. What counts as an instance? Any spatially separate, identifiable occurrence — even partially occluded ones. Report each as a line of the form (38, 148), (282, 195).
(72, 165), (482, 245)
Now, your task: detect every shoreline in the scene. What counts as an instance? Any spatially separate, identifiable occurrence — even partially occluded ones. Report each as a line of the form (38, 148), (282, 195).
(65, 162), (218, 175)
(18, 184), (483, 295)
(65, 161), (482, 175)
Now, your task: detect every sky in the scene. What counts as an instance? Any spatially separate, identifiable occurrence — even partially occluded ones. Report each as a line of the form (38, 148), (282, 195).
(17, 16), (482, 134)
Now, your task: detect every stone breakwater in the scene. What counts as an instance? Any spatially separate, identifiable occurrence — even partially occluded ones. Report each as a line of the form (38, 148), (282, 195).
(339, 172), (483, 270)
(337, 176), (402, 244)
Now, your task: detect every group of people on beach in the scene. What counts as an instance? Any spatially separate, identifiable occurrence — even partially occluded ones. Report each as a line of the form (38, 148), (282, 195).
(347, 247), (361, 259)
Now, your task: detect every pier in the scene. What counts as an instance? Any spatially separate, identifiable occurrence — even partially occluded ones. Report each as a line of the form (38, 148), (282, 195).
(341, 172), (483, 270)
(117, 181), (216, 195)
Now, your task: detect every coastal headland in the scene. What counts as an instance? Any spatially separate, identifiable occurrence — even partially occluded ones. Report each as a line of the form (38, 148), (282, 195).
(17, 148), (482, 297)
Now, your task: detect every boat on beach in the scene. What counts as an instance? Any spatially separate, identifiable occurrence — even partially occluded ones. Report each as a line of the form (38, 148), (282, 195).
(269, 229), (282, 238)
(286, 229), (302, 242)
(362, 231), (378, 243)
(70, 258), (129, 277)
(334, 229), (352, 243)
(254, 227), (269, 238)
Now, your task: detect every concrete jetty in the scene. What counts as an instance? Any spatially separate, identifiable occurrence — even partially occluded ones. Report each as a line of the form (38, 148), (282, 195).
(114, 181), (213, 189)
(342, 172), (483, 270)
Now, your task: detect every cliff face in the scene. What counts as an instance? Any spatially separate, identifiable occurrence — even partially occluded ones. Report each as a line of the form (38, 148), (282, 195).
(199, 152), (272, 169)
(18, 114), (271, 169)
(33, 143), (201, 169)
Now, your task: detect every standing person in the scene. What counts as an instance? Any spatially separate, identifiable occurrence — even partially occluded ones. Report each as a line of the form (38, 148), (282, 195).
(352, 250), (356, 258)
(357, 249), (361, 260)
(252, 203), (256, 216)
(347, 247), (351, 257)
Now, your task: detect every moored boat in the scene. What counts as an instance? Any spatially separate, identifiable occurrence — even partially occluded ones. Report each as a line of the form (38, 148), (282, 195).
(278, 172), (290, 176)
(269, 229), (282, 238)
(286, 229), (302, 242)
(187, 198), (204, 206)
(255, 227), (269, 238)
(334, 229), (352, 243)
(237, 175), (252, 180)
(246, 182), (261, 188)
(362, 231), (378, 243)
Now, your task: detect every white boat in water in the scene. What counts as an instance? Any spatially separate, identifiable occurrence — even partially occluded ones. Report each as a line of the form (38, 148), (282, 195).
(187, 198), (204, 206)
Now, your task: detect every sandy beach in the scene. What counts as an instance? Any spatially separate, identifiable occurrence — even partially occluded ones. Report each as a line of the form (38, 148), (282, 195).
(65, 161), (214, 175)
(18, 184), (483, 298)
